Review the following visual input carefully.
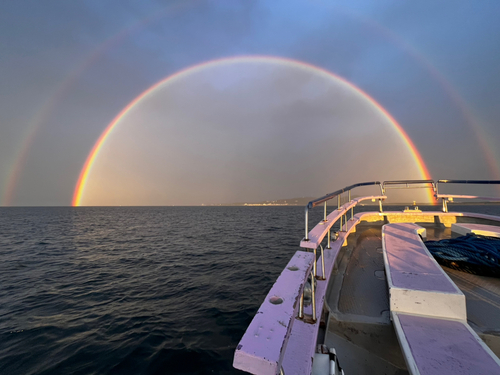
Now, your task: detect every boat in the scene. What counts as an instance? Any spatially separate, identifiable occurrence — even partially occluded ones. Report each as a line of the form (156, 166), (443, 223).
(233, 180), (500, 375)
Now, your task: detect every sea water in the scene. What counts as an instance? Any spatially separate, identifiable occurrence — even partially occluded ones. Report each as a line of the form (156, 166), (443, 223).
(0, 205), (499, 374)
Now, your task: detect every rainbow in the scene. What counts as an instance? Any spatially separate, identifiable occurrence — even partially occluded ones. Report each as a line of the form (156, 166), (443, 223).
(6, 9), (500, 206)
(72, 55), (433, 206)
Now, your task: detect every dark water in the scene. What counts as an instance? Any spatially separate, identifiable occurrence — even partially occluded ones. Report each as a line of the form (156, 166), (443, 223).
(1, 205), (499, 374)
(0, 207), (316, 375)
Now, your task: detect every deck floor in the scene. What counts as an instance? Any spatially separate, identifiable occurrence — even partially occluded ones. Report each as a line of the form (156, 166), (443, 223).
(338, 226), (389, 317)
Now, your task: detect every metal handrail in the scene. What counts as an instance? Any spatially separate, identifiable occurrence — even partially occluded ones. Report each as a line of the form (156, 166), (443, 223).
(306, 181), (381, 209)
(436, 179), (500, 195)
(437, 179), (500, 184)
(304, 181), (381, 241)
(436, 180), (500, 212)
(301, 182), (383, 325)
(383, 179), (435, 185)
(382, 180), (436, 194)
(298, 267), (317, 323)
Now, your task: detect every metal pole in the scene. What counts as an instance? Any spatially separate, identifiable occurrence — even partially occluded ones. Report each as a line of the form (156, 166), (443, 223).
(327, 226), (331, 249)
(299, 292), (304, 319)
(305, 207), (309, 240)
(320, 245), (325, 280)
(327, 198), (331, 247)
(442, 198), (448, 213)
(313, 247), (317, 278)
(311, 271), (316, 322)
(324, 201), (327, 222)
(349, 190), (353, 220)
(338, 194), (342, 232)
(379, 199), (383, 213)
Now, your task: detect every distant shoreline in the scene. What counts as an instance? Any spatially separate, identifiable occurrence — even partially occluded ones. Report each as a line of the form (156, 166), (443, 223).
(3, 201), (499, 208)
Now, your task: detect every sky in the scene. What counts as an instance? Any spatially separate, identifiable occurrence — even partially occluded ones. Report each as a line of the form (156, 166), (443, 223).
(1, 0), (500, 206)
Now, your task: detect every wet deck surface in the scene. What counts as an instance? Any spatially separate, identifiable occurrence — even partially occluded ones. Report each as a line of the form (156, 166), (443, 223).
(338, 226), (389, 317)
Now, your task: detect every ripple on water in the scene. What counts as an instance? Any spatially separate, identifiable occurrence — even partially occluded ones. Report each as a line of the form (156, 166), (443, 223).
(0, 206), (307, 374)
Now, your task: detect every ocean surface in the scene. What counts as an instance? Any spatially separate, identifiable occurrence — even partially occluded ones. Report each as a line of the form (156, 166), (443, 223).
(1, 205), (499, 375)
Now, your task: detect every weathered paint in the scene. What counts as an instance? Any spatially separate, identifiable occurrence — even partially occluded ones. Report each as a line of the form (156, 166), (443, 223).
(384, 224), (459, 293)
(233, 251), (314, 375)
(382, 223), (466, 320)
(282, 215), (361, 374)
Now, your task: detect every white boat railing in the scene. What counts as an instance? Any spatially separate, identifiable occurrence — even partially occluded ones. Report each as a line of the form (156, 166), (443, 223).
(299, 179), (500, 323)
(303, 181), (382, 242)
(436, 179), (500, 212)
(301, 181), (386, 323)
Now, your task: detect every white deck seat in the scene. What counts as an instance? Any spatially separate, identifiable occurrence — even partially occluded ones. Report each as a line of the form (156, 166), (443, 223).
(451, 223), (500, 238)
(392, 312), (500, 375)
(383, 223), (500, 375)
(382, 223), (466, 320)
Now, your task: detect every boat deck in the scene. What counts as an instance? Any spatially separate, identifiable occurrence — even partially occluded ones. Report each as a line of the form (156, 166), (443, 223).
(324, 216), (500, 374)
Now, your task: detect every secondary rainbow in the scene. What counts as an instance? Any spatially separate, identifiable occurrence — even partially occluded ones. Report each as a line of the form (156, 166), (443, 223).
(72, 55), (433, 206)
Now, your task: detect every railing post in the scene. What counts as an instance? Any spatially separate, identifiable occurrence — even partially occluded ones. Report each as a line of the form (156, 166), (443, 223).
(320, 245), (325, 280)
(349, 190), (353, 220)
(442, 198), (448, 213)
(299, 291), (304, 319)
(313, 247), (317, 278)
(337, 194), (342, 231)
(379, 198), (383, 213)
(326, 200), (331, 248)
(311, 270), (316, 322)
(305, 207), (309, 241)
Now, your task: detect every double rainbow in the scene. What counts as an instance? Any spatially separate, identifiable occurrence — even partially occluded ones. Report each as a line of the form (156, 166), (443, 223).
(72, 55), (432, 206)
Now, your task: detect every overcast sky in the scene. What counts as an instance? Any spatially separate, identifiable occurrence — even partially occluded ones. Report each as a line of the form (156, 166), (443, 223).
(1, 0), (500, 206)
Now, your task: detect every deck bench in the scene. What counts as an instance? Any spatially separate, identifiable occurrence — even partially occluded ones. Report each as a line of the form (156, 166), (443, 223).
(451, 223), (500, 238)
(382, 223), (465, 320)
(392, 312), (500, 375)
(383, 223), (500, 375)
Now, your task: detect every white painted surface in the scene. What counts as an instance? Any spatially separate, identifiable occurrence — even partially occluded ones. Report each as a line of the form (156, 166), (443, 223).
(451, 223), (500, 238)
(389, 288), (466, 320)
(382, 223), (466, 320)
